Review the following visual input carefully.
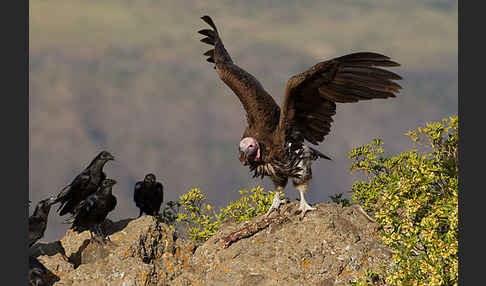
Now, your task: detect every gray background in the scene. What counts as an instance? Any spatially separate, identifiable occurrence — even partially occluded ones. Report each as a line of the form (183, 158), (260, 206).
(29, 0), (457, 242)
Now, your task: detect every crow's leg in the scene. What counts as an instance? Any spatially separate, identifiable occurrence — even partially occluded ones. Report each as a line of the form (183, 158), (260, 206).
(94, 224), (102, 237)
(138, 209), (143, 218)
(97, 224), (111, 243)
(37, 244), (46, 256)
(88, 226), (102, 243)
(90, 224), (104, 244)
(148, 208), (155, 216)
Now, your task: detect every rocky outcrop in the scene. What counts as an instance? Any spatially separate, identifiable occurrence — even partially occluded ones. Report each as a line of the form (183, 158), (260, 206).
(31, 201), (393, 285)
(30, 216), (193, 285)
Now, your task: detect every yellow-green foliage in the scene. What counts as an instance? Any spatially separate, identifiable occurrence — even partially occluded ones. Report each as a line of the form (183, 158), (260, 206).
(349, 116), (458, 286)
(351, 268), (387, 286)
(164, 186), (276, 243)
(218, 187), (277, 223)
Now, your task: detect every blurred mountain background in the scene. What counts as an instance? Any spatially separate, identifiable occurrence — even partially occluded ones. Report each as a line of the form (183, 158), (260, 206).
(29, 0), (457, 242)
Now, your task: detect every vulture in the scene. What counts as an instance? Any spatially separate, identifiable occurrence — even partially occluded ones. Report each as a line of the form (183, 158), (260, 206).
(198, 16), (402, 218)
(54, 151), (114, 216)
(68, 178), (117, 242)
(133, 173), (164, 217)
(29, 196), (56, 248)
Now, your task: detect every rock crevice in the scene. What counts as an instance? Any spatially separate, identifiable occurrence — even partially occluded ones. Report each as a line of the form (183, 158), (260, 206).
(31, 202), (392, 286)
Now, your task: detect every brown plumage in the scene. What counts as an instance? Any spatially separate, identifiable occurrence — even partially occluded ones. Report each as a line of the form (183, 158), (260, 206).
(199, 16), (402, 217)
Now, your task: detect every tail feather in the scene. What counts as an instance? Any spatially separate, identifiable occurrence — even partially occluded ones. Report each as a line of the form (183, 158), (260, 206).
(309, 146), (332, 160)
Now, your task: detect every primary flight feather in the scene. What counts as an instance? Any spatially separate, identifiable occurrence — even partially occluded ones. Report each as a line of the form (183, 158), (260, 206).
(199, 15), (402, 218)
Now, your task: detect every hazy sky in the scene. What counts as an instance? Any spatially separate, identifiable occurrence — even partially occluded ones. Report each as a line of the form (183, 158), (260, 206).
(30, 0), (457, 242)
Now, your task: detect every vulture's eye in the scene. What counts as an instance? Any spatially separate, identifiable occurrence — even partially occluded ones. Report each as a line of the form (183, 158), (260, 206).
(249, 144), (253, 148)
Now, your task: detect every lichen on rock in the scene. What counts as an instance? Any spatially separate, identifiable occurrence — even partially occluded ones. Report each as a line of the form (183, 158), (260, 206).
(31, 202), (393, 285)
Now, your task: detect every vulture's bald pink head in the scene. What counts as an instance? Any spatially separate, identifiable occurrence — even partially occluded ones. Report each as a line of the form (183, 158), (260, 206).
(239, 137), (260, 165)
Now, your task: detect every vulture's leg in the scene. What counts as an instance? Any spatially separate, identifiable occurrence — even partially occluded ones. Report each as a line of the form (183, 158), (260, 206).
(264, 186), (286, 217)
(293, 146), (316, 219)
(295, 182), (315, 219)
(138, 209), (143, 218)
(265, 178), (288, 217)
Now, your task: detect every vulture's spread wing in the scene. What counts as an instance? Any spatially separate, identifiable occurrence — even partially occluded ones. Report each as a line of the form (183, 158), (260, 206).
(276, 52), (402, 145)
(199, 16), (280, 133)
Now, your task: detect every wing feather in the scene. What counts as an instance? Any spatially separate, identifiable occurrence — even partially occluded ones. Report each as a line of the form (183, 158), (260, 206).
(55, 173), (90, 212)
(276, 52), (401, 147)
(199, 15), (280, 133)
(134, 182), (144, 207)
(66, 195), (95, 225)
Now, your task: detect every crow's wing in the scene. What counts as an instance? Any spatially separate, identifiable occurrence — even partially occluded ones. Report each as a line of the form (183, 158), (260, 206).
(66, 194), (97, 224)
(133, 182), (144, 207)
(55, 172), (90, 212)
(28, 217), (44, 247)
(155, 182), (164, 203)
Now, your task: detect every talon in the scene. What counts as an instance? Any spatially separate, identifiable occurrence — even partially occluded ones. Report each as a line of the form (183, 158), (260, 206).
(294, 183), (315, 219)
(265, 192), (285, 217)
(297, 204), (316, 220)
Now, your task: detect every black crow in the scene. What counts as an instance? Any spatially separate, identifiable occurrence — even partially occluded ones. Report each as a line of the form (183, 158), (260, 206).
(29, 197), (56, 248)
(29, 256), (49, 286)
(69, 178), (117, 242)
(55, 151), (114, 216)
(133, 173), (164, 217)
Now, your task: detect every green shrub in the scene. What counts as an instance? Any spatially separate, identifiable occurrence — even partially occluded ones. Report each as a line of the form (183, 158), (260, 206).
(349, 116), (458, 285)
(329, 192), (353, 207)
(350, 268), (387, 286)
(160, 186), (276, 243)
